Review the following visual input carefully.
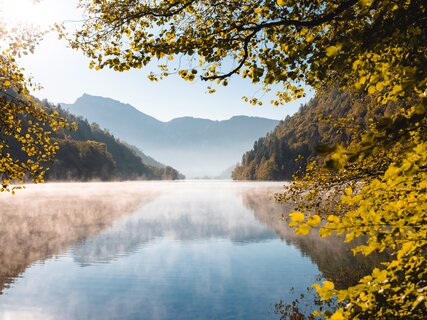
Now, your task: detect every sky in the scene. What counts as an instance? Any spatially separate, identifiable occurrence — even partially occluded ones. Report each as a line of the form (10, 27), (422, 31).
(1, 0), (313, 122)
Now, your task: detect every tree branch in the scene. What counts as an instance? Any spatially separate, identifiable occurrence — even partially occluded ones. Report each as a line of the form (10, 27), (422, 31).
(200, 30), (257, 81)
(201, 0), (359, 81)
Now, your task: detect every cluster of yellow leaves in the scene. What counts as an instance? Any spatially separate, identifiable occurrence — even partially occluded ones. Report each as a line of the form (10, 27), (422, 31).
(284, 101), (427, 319)
(67, 0), (424, 106)
(1, 25), (72, 193)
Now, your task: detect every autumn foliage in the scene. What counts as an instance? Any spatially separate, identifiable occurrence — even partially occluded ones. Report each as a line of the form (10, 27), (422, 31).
(0, 25), (72, 192)
(66, 0), (427, 318)
(3, 0), (425, 317)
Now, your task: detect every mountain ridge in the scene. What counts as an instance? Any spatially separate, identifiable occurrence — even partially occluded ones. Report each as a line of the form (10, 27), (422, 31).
(66, 93), (278, 124)
(61, 94), (279, 177)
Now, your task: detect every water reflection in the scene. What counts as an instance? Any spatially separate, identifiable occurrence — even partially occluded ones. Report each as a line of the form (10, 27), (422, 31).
(242, 189), (384, 288)
(0, 181), (377, 319)
(0, 182), (161, 293)
(72, 187), (277, 265)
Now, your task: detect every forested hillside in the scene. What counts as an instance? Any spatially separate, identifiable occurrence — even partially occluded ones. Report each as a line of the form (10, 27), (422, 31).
(232, 88), (398, 180)
(41, 102), (182, 181)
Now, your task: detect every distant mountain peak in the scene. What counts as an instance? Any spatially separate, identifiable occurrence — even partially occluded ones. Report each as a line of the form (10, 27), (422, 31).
(76, 93), (106, 102)
(62, 94), (160, 124)
(75, 93), (133, 108)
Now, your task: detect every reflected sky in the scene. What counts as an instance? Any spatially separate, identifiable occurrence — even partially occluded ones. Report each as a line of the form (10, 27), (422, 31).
(71, 187), (279, 265)
(0, 181), (346, 319)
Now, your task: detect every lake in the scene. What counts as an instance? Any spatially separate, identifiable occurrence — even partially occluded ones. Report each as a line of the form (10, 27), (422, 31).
(0, 181), (374, 319)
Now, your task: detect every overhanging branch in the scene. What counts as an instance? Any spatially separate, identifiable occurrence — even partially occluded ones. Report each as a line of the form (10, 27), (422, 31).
(200, 0), (359, 81)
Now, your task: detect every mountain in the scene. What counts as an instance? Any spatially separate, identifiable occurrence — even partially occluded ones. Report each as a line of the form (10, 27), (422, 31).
(61, 94), (279, 177)
(232, 88), (399, 180)
(120, 141), (166, 168)
(40, 102), (183, 181)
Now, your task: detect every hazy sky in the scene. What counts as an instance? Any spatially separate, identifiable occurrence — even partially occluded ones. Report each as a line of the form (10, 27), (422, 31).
(2, 0), (313, 121)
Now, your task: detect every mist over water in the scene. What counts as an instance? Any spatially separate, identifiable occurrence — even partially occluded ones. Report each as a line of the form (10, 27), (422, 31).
(0, 181), (374, 319)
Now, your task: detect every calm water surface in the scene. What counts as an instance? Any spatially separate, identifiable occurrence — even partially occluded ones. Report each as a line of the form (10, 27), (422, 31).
(0, 181), (369, 319)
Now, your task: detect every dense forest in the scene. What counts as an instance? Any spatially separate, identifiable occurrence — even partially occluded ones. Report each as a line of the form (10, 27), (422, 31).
(41, 102), (183, 181)
(232, 88), (398, 180)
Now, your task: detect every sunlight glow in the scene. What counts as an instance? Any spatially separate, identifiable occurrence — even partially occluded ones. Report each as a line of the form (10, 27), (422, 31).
(1, 0), (58, 29)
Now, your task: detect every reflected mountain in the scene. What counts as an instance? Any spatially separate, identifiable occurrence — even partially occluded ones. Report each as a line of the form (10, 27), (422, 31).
(72, 189), (277, 265)
(0, 182), (161, 293)
(242, 190), (386, 288)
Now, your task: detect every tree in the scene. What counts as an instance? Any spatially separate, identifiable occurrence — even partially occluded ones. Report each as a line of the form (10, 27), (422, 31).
(68, 0), (426, 318)
(68, 0), (425, 104)
(0, 24), (71, 193)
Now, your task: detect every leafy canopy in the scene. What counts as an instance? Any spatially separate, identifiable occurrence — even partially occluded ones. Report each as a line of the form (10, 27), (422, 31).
(69, 0), (425, 105)
(69, 0), (426, 318)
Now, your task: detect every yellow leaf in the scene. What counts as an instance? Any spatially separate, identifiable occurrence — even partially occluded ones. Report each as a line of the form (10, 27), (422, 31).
(289, 211), (305, 223)
(344, 233), (354, 242)
(375, 82), (384, 91)
(358, 0), (373, 7)
(330, 309), (345, 320)
(277, 0), (285, 5)
(326, 46), (339, 57)
(307, 215), (321, 227)
(327, 215), (340, 223)
(296, 224), (311, 235)
(319, 227), (334, 237)
(323, 280), (334, 291)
